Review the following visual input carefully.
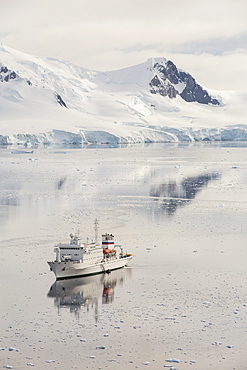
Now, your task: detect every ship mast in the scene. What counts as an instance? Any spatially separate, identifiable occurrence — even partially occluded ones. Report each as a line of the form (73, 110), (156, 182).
(94, 218), (99, 245)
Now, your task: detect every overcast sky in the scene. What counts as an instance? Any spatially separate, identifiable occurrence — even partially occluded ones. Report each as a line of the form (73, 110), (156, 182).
(1, 0), (247, 90)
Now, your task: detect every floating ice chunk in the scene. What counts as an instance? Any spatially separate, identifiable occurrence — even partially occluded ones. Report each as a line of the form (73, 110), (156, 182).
(12, 150), (34, 154)
(8, 347), (17, 351)
(212, 341), (222, 346)
(165, 358), (180, 363)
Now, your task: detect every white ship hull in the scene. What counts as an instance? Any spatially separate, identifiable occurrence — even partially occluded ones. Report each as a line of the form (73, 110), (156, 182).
(48, 255), (132, 280)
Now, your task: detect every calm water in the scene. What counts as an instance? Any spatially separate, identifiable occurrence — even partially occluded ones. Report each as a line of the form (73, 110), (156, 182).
(1, 143), (247, 369)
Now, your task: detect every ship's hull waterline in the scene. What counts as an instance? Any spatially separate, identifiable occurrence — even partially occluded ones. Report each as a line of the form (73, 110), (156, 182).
(48, 255), (132, 280)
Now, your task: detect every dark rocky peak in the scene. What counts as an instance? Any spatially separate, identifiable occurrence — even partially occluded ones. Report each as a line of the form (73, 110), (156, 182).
(150, 60), (219, 105)
(155, 60), (180, 85)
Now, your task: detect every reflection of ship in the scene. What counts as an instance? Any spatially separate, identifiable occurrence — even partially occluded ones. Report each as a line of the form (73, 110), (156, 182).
(48, 221), (133, 280)
(47, 268), (131, 318)
(150, 172), (220, 215)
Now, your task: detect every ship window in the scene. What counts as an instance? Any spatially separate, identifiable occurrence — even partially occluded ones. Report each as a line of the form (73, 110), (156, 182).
(60, 247), (80, 250)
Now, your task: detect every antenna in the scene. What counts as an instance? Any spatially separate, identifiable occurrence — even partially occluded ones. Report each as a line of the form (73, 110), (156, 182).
(94, 218), (99, 245)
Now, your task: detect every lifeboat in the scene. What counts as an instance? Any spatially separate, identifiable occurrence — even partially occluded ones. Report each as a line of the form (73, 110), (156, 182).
(103, 248), (116, 255)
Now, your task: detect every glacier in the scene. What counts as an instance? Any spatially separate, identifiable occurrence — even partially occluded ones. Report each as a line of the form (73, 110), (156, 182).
(0, 45), (247, 146)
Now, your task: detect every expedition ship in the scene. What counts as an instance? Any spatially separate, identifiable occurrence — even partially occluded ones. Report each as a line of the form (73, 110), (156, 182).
(48, 224), (132, 280)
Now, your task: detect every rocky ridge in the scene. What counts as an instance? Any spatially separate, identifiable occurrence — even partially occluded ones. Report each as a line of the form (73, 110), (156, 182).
(0, 63), (32, 86)
(149, 60), (219, 105)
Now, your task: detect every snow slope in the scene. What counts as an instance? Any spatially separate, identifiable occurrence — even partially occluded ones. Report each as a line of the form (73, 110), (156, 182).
(0, 45), (246, 145)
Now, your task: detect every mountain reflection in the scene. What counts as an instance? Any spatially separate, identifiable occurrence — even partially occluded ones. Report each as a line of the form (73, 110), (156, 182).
(47, 268), (131, 320)
(150, 172), (220, 215)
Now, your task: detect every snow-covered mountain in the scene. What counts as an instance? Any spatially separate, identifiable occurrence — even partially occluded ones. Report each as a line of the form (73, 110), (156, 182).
(0, 45), (247, 146)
